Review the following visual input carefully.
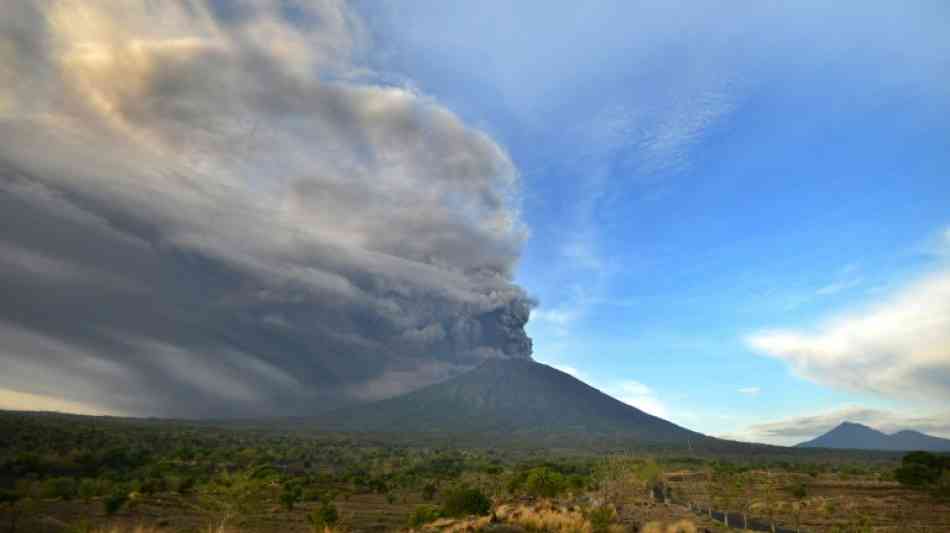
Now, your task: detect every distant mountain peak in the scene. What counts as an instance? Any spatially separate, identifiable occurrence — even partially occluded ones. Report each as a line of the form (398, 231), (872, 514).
(830, 421), (877, 432)
(797, 421), (950, 451)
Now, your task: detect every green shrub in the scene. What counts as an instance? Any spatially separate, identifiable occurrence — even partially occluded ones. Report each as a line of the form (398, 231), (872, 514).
(585, 505), (617, 533)
(302, 486), (324, 502)
(421, 482), (437, 501)
(165, 475), (194, 494)
(524, 467), (567, 498)
(41, 477), (77, 500)
(279, 483), (302, 510)
(442, 486), (491, 517)
(94, 478), (113, 497)
(308, 501), (339, 531)
(103, 490), (128, 515)
(77, 479), (97, 502)
(895, 451), (950, 490)
(0, 489), (20, 505)
(567, 474), (588, 491)
(407, 504), (442, 528)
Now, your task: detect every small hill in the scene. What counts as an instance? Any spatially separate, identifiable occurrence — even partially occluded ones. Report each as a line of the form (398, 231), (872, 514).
(313, 358), (703, 444)
(797, 421), (950, 451)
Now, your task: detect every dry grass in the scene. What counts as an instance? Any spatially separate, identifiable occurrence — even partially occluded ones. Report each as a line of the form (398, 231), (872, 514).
(640, 520), (697, 533)
(88, 527), (166, 533)
(423, 515), (492, 532)
(496, 502), (591, 532)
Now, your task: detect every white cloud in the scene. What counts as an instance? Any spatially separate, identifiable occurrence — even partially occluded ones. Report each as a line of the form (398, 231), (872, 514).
(604, 380), (669, 419)
(737, 387), (760, 395)
(561, 238), (605, 272)
(724, 404), (950, 446)
(746, 269), (950, 402)
(815, 276), (862, 296)
(542, 362), (670, 419)
(532, 308), (580, 327)
(548, 363), (583, 379)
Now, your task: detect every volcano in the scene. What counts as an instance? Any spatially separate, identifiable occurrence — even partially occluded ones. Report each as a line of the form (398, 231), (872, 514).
(314, 358), (704, 444)
(797, 421), (950, 451)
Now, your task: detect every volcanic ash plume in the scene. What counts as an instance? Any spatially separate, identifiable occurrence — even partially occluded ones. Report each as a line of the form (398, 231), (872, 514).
(0, 0), (532, 417)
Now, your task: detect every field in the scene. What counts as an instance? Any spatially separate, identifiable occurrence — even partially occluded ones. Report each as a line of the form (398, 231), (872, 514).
(1, 411), (948, 532)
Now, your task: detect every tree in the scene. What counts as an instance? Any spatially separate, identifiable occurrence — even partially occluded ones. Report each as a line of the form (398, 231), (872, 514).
(103, 489), (128, 516)
(199, 470), (266, 530)
(896, 462), (938, 488)
(1, 490), (21, 532)
(407, 505), (441, 528)
(635, 460), (662, 503)
(421, 482), (437, 501)
(933, 468), (950, 501)
(756, 470), (779, 533)
(2, 494), (35, 533)
(736, 473), (755, 530)
(280, 482), (302, 511)
(308, 501), (339, 532)
(817, 497), (839, 531)
(41, 477), (77, 500)
(586, 504), (618, 533)
(77, 479), (97, 503)
(442, 486), (491, 517)
(788, 482), (808, 533)
(896, 451), (947, 488)
(524, 467), (567, 499)
(712, 471), (740, 528)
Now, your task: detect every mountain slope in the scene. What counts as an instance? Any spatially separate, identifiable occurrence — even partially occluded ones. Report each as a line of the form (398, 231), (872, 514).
(313, 359), (703, 444)
(797, 422), (950, 451)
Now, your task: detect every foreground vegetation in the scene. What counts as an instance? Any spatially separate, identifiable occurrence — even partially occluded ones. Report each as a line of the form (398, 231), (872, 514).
(1, 411), (948, 532)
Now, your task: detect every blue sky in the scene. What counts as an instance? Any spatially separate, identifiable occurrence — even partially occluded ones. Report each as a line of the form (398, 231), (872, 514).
(354, 0), (950, 442)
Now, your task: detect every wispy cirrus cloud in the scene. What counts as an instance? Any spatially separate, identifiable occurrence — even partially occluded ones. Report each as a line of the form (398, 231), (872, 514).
(815, 277), (863, 296)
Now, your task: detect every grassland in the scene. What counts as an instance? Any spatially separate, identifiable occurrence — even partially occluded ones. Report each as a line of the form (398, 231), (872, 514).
(1, 411), (947, 532)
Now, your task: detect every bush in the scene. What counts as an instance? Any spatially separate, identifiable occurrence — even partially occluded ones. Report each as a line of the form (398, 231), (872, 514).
(279, 483), (302, 510)
(41, 477), (77, 500)
(421, 482), (437, 501)
(103, 490), (128, 515)
(140, 476), (165, 495)
(94, 478), (113, 498)
(586, 504), (617, 533)
(302, 486), (324, 502)
(77, 478), (97, 501)
(524, 467), (567, 498)
(407, 504), (442, 528)
(308, 501), (339, 531)
(0, 489), (20, 505)
(442, 486), (491, 517)
(165, 475), (194, 494)
(896, 452), (945, 488)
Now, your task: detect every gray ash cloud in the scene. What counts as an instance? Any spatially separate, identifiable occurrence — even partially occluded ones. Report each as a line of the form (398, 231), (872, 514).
(0, 0), (532, 417)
